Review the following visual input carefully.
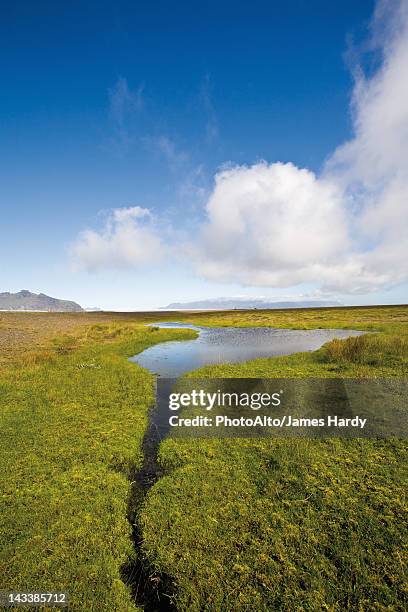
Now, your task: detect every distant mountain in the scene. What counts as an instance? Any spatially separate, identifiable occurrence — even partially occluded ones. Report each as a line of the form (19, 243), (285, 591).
(162, 298), (342, 310)
(0, 290), (83, 312)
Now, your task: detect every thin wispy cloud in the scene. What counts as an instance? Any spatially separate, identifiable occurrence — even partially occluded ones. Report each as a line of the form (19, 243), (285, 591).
(152, 135), (189, 170)
(108, 77), (144, 152)
(199, 73), (219, 144)
(178, 164), (209, 205)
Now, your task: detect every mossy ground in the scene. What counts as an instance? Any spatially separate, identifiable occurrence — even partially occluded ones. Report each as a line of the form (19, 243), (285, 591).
(0, 320), (195, 611)
(0, 306), (407, 611)
(140, 306), (408, 611)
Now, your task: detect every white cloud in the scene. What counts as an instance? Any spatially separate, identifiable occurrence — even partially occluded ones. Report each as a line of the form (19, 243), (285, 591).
(72, 2), (407, 294)
(70, 206), (164, 271)
(195, 162), (350, 287)
(194, 0), (408, 294)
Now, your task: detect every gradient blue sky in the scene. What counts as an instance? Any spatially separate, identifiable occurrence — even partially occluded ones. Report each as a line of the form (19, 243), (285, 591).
(1, 0), (407, 309)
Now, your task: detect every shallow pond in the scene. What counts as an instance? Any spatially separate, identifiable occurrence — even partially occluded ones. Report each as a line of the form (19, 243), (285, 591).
(130, 322), (363, 377)
(129, 322), (365, 491)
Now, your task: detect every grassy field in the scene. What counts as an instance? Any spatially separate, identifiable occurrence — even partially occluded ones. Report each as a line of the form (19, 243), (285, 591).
(179, 303), (408, 332)
(0, 317), (195, 610)
(0, 306), (407, 611)
(0, 310), (188, 365)
(139, 306), (408, 611)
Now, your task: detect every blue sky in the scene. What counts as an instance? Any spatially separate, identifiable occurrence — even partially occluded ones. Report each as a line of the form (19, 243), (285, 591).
(1, 0), (407, 309)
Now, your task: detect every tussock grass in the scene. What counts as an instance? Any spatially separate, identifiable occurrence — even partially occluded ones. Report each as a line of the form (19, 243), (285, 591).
(325, 332), (408, 367)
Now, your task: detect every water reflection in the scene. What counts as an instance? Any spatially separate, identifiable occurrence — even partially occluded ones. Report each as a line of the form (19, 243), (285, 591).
(130, 322), (363, 377)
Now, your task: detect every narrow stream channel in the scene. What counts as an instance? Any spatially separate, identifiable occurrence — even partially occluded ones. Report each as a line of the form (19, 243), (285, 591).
(123, 322), (363, 609)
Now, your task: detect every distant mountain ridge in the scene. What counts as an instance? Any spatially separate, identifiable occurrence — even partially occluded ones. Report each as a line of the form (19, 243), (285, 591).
(0, 290), (83, 312)
(162, 298), (342, 310)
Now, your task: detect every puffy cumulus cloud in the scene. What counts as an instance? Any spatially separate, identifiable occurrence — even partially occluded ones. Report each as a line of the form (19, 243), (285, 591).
(195, 0), (408, 294)
(196, 162), (350, 287)
(70, 206), (164, 271)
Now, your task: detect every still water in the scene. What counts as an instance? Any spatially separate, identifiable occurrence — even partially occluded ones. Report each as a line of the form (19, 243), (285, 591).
(130, 322), (363, 377)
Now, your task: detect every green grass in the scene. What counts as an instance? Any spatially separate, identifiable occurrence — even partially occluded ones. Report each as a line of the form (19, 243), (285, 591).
(0, 322), (196, 611)
(181, 332), (408, 379)
(142, 438), (407, 611)
(139, 306), (408, 611)
(1, 306), (408, 611)
(177, 304), (408, 334)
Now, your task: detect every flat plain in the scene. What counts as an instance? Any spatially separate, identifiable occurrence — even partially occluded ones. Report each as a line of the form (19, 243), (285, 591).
(0, 305), (407, 610)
